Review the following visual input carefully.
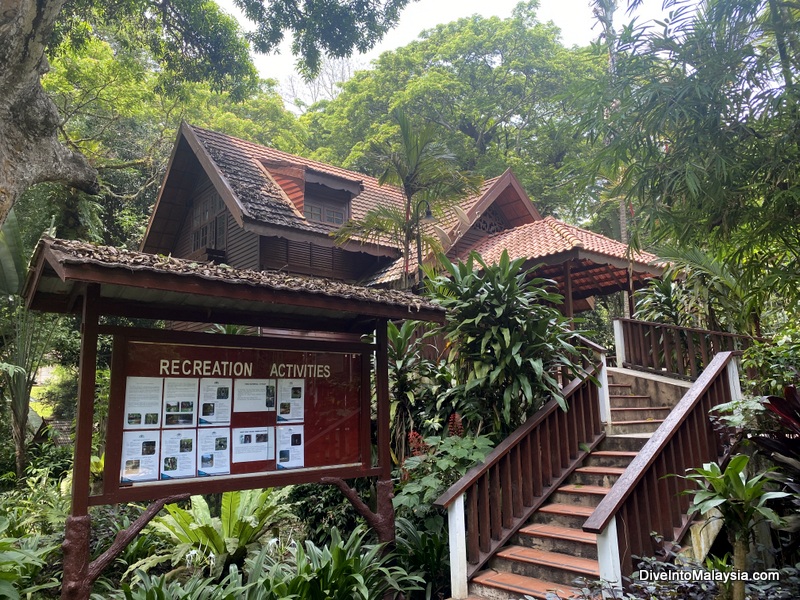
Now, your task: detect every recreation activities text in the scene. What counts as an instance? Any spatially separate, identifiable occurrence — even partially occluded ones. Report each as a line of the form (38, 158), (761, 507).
(158, 359), (331, 378)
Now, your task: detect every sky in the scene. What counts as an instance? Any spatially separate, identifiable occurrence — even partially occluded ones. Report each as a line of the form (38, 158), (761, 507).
(216, 0), (673, 95)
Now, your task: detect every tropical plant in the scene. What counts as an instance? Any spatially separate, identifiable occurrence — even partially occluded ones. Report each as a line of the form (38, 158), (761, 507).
(335, 109), (479, 288)
(742, 324), (800, 396)
(137, 488), (292, 580)
(0, 516), (59, 600)
(683, 455), (789, 600)
(247, 526), (422, 600)
(393, 430), (494, 528)
(427, 250), (585, 437)
(394, 516), (450, 600)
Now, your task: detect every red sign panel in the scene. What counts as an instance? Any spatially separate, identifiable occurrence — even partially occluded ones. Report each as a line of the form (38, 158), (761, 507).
(101, 331), (371, 503)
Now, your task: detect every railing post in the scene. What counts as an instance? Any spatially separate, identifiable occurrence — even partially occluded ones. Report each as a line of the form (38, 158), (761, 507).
(726, 357), (743, 403)
(597, 515), (623, 596)
(448, 493), (469, 599)
(596, 349), (611, 424)
(613, 319), (626, 367)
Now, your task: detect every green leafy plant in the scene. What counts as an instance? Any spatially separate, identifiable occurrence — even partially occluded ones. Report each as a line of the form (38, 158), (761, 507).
(395, 517), (450, 600)
(250, 526), (421, 600)
(138, 488), (291, 580)
(393, 430), (493, 527)
(0, 516), (59, 600)
(743, 324), (800, 396)
(427, 250), (585, 437)
(683, 455), (788, 600)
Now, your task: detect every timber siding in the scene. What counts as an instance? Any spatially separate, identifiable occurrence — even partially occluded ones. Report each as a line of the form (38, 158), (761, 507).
(226, 213), (259, 270)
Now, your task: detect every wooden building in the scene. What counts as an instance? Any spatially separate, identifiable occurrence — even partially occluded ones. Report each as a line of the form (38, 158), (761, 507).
(142, 123), (662, 312)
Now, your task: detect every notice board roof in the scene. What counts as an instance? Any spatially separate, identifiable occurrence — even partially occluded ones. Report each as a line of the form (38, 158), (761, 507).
(23, 237), (444, 332)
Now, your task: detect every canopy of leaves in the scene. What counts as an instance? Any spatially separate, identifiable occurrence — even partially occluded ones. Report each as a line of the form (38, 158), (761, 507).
(303, 2), (600, 217)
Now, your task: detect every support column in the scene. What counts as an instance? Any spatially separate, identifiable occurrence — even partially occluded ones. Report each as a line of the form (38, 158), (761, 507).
(613, 319), (626, 368)
(597, 516), (623, 596)
(564, 260), (574, 321)
(448, 494), (468, 599)
(62, 284), (100, 600)
(375, 319), (391, 478)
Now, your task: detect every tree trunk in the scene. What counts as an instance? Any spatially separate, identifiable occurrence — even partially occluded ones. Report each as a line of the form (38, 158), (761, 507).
(0, 0), (99, 225)
(732, 537), (747, 600)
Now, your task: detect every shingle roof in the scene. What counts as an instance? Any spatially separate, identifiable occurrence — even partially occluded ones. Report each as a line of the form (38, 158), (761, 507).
(190, 125), (405, 242)
(467, 217), (658, 267)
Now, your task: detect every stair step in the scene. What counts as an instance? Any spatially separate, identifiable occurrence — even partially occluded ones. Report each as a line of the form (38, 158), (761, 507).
(472, 569), (581, 600)
(598, 435), (649, 452)
(609, 395), (661, 408)
(585, 449), (638, 468)
(533, 503), (594, 527)
(497, 546), (600, 577)
(517, 523), (598, 558)
(610, 406), (672, 420)
(607, 419), (664, 434)
(552, 484), (609, 507)
(573, 465), (625, 486)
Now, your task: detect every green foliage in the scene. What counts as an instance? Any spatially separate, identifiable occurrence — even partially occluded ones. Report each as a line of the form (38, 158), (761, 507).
(394, 517), (450, 600)
(427, 250), (584, 436)
(0, 516), (59, 600)
(144, 488), (292, 580)
(576, 0), (800, 300)
(743, 324), (800, 395)
(286, 480), (369, 547)
(304, 3), (598, 217)
(393, 432), (493, 526)
(684, 455), (788, 544)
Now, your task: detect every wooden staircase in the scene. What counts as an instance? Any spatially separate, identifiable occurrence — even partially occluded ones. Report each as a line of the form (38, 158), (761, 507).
(467, 377), (653, 599)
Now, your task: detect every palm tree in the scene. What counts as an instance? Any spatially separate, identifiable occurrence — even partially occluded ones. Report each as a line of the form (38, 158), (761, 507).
(0, 209), (58, 477)
(335, 109), (480, 288)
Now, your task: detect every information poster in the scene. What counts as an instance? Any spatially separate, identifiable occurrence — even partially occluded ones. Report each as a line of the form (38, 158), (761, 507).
(199, 378), (232, 425)
(121, 430), (160, 482)
(276, 379), (304, 422)
(234, 379), (276, 412)
(163, 378), (198, 427)
(197, 428), (231, 476)
(160, 429), (197, 479)
(232, 427), (275, 463)
(276, 425), (304, 469)
(124, 377), (163, 428)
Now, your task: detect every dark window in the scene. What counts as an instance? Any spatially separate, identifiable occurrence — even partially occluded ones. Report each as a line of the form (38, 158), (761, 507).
(305, 200), (347, 225)
(191, 193), (226, 252)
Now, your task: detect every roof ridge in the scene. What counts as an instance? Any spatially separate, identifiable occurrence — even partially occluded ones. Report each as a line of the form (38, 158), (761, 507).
(544, 216), (584, 249)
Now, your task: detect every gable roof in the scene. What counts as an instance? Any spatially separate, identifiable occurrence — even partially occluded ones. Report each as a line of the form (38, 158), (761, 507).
(142, 123), (406, 256)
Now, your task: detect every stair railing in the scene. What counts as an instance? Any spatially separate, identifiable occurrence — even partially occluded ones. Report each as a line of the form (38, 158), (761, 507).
(614, 318), (761, 379)
(583, 351), (742, 586)
(434, 342), (609, 599)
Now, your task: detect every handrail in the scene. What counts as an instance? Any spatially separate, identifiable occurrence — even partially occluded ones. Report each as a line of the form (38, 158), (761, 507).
(615, 318), (760, 379)
(575, 333), (607, 355)
(615, 318), (766, 343)
(584, 351), (740, 576)
(435, 363), (599, 509)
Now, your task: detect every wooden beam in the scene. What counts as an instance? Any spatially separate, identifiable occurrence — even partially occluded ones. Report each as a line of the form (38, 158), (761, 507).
(375, 320), (391, 478)
(564, 259), (574, 319)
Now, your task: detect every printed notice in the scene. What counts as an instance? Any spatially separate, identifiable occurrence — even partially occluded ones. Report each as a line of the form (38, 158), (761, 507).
(124, 377), (163, 429)
(276, 425), (304, 469)
(199, 378), (232, 425)
(120, 430), (160, 482)
(234, 379), (276, 412)
(197, 428), (230, 476)
(160, 429), (197, 479)
(163, 378), (198, 427)
(276, 378), (304, 422)
(232, 427), (274, 463)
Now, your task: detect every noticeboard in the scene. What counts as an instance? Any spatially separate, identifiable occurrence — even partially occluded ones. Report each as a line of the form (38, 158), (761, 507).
(97, 329), (375, 505)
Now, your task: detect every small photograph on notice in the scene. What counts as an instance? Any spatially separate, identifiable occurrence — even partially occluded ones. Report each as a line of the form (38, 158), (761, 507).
(279, 450), (290, 463)
(141, 441), (156, 456)
(163, 456), (177, 471)
(127, 413), (142, 425)
(202, 403), (215, 416)
(216, 386), (230, 400)
(179, 438), (193, 453)
(280, 402), (291, 415)
(215, 437), (227, 451)
(291, 433), (302, 446)
(201, 453), (214, 468)
(165, 402), (180, 413)
(255, 433), (268, 444)
(240, 434), (252, 444)
(144, 413), (159, 425)
(291, 387), (302, 399)
(124, 459), (140, 474)
(180, 401), (194, 412)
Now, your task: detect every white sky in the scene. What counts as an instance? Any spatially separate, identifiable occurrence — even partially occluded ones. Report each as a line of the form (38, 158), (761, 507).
(216, 0), (674, 92)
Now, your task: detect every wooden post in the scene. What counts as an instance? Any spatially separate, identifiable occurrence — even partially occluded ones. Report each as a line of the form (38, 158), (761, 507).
(564, 260), (574, 321)
(613, 319), (626, 368)
(596, 350), (611, 425)
(597, 515), (623, 596)
(375, 319), (391, 478)
(448, 493), (469, 599)
(62, 285), (100, 600)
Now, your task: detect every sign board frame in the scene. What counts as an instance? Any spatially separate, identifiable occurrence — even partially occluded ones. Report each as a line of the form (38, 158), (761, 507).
(95, 326), (378, 506)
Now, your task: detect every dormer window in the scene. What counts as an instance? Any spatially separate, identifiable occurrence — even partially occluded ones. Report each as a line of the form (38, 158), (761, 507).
(304, 199), (346, 225)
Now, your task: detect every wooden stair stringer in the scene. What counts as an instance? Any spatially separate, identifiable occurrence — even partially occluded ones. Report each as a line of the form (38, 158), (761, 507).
(465, 432), (606, 579)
